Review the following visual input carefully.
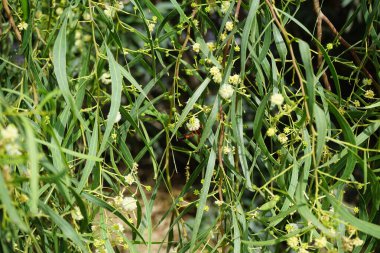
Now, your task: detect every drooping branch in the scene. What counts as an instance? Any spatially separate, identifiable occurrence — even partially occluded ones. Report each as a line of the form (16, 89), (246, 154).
(313, 0), (331, 91)
(314, 0), (380, 94)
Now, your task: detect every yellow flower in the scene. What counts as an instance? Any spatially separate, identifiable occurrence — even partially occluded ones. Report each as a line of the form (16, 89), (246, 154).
(364, 90), (375, 99)
(225, 21), (234, 31)
(124, 173), (135, 185)
(221, 1), (230, 14)
(219, 84), (234, 100)
(266, 127), (277, 137)
(271, 93), (284, 106)
(278, 133), (288, 144)
(17, 21), (28, 31)
(314, 237), (327, 248)
(228, 74), (241, 85)
(186, 116), (200, 131)
(192, 43), (200, 53)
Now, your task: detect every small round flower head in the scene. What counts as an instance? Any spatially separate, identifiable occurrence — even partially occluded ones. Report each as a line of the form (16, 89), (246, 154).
(221, 1), (230, 14)
(210, 66), (220, 76)
(5, 143), (21, 156)
(353, 100), (360, 107)
(215, 200), (224, 206)
(18, 21), (29, 31)
(278, 133), (288, 144)
(100, 72), (112, 84)
(314, 236), (327, 248)
(298, 248), (309, 253)
(122, 197), (137, 212)
(283, 127), (291, 134)
(271, 93), (284, 106)
(192, 42), (200, 53)
(223, 146), (232, 154)
(225, 21), (234, 31)
(228, 74), (241, 85)
(326, 43), (333, 50)
(186, 116), (200, 131)
(219, 84), (234, 100)
(83, 12), (91, 21)
(104, 5), (115, 18)
(285, 223), (298, 233)
(287, 236), (299, 249)
(71, 206), (84, 221)
(213, 72), (222, 83)
(266, 127), (276, 137)
(220, 33), (227, 41)
(351, 237), (363, 246)
(75, 30), (82, 40)
(113, 223), (125, 232)
(234, 44), (240, 52)
(148, 23), (155, 32)
(114, 195), (123, 206)
(207, 42), (216, 52)
(116, 1), (124, 11)
(1, 124), (19, 142)
(364, 90), (375, 99)
(75, 40), (83, 49)
(124, 173), (135, 185)
(362, 78), (372, 86)
(115, 111), (122, 123)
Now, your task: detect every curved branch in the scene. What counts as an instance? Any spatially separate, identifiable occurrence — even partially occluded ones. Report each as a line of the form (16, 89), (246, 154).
(2, 0), (22, 41)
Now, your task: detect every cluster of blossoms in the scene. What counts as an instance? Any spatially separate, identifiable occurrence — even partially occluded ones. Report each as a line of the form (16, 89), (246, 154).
(210, 66), (222, 83)
(221, 1), (230, 14)
(186, 116), (200, 131)
(0, 124), (22, 156)
(100, 72), (112, 84)
(104, 1), (124, 18)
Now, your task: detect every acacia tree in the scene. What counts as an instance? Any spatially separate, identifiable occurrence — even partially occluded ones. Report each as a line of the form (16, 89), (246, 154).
(0, 0), (380, 252)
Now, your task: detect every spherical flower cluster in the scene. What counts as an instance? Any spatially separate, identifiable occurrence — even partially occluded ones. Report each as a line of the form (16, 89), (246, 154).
(362, 78), (372, 86)
(18, 22), (28, 31)
(124, 173), (135, 185)
(5, 143), (22, 156)
(100, 72), (112, 84)
(285, 223), (298, 233)
(193, 42), (200, 53)
(215, 200), (224, 206)
(148, 23), (155, 33)
(186, 116), (200, 131)
(364, 90), (374, 99)
(278, 133), (288, 144)
(225, 21), (234, 31)
(209, 66), (222, 83)
(71, 206), (84, 221)
(1, 124), (22, 156)
(271, 93), (284, 106)
(219, 84), (234, 100)
(115, 111), (122, 123)
(116, 1), (124, 10)
(122, 197), (137, 212)
(112, 223), (125, 232)
(207, 42), (216, 52)
(1, 124), (19, 142)
(314, 237), (327, 248)
(221, 1), (230, 14)
(287, 236), (299, 249)
(266, 127), (277, 137)
(228, 74), (241, 85)
(104, 5), (116, 18)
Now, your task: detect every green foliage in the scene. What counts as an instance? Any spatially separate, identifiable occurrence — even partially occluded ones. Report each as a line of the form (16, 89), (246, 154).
(0, 0), (380, 252)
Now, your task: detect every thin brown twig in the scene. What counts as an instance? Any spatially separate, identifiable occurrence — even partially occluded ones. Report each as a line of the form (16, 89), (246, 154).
(313, 0), (331, 91)
(2, 0), (22, 41)
(265, 0), (310, 121)
(316, 4), (380, 94)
